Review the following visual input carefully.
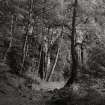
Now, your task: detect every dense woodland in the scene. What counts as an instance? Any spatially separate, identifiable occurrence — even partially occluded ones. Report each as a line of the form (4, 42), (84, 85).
(1, 0), (105, 105)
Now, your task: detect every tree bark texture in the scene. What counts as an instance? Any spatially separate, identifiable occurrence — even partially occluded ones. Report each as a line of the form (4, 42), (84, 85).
(65, 0), (78, 87)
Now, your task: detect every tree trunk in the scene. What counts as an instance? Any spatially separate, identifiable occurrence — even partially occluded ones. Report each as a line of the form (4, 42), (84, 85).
(21, 29), (29, 71)
(46, 26), (63, 81)
(3, 15), (15, 61)
(65, 0), (78, 87)
(75, 44), (83, 78)
(45, 52), (50, 79)
(46, 45), (60, 81)
(21, 0), (33, 73)
(44, 27), (51, 80)
(38, 44), (45, 79)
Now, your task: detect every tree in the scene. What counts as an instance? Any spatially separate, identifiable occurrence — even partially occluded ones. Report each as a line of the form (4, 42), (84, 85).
(64, 0), (78, 87)
(46, 26), (63, 81)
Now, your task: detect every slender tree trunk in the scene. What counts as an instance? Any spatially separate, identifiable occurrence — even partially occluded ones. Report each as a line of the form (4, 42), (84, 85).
(38, 0), (48, 80)
(44, 28), (50, 79)
(21, 29), (29, 71)
(46, 26), (63, 81)
(21, 0), (33, 73)
(46, 45), (60, 81)
(3, 15), (15, 61)
(75, 44), (83, 78)
(38, 44), (45, 79)
(45, 52), (50, 79)
(81, 45), (84, 65)
(38, 37), (48, 80)
(65, 0), (78, 87)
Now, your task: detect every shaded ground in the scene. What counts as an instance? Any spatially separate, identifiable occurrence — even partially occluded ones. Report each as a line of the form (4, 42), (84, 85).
(0, 63), (105, 105)
(1, 78), (105, 105)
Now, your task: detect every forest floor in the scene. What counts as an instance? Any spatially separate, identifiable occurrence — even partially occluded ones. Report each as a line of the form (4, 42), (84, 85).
(1, 63), (105, 105)
(0, 76), (64, 105)
(1, 75), (105, 105)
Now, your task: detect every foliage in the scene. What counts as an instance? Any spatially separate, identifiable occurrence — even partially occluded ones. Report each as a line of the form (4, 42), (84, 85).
(1, 0), (105, 105)
(6, 46), (22, 75)
(0, 0), (105, 85)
